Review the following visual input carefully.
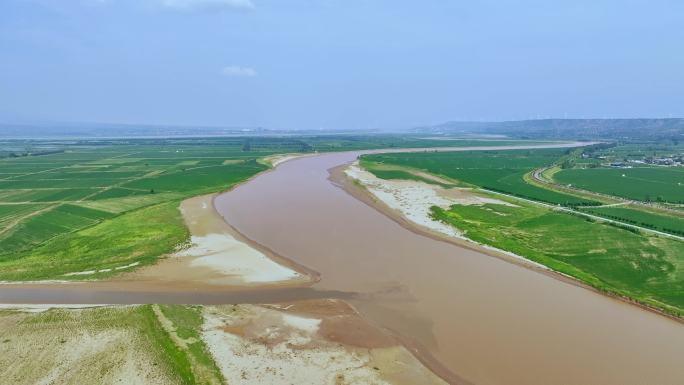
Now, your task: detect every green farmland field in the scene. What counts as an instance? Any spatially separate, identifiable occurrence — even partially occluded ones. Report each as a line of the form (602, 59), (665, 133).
(0, 202), (186, 280)
(0, 204), (49, 227)
(580, 206), (684, 236)
(122, 160), (264, 194)
(363, 149), (598, 206)
(554, 167), (684, 203)
(0, 204), (114, 259)
(0, 143), (271, 279)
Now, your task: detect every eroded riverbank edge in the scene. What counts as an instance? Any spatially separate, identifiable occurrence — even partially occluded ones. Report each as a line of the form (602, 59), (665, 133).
(122, 192), (319, 288)
(333, 159), (684, 325)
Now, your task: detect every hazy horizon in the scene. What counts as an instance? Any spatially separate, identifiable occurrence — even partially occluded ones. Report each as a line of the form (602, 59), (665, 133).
(1, 0), (683, 130)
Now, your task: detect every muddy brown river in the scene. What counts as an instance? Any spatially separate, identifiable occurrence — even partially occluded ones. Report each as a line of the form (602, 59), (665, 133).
(1, 143), (683, 384)
(214, 146), (684, 385)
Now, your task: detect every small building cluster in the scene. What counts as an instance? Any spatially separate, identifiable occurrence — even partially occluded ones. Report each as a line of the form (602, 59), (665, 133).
(608, 162), (631, 168)
(581, 151), (683, 168)
(644, 156), (683, 166)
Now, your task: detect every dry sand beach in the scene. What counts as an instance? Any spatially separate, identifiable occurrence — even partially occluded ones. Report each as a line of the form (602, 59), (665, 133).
(341, 161), (552, 272)
(124, 193), (315, 287)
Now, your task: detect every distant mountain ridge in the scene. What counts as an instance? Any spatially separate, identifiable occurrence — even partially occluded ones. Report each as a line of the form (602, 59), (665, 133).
(2, 118), (683, 140)
(414, 118), (684, 140)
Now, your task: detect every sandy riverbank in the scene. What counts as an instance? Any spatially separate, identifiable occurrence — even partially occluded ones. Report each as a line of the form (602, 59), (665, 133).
(337, 160), (684, 325)
(260, 152), (319, 167)
(123, 194), (317, 287)
(337, 162), (553, 273)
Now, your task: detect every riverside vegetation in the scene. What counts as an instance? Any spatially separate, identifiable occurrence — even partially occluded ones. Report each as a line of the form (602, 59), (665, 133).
(362, 145), (684, 316)
(0, 305), (220, 385)
(0, 136), (540, 281)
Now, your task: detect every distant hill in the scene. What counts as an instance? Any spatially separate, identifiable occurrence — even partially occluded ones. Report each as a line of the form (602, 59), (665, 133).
(413, 119), (684, 140)
(3, 118), (683, 141)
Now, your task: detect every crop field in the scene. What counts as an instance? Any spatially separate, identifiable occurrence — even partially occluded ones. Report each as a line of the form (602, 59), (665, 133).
(0, 202), (187, 280)
(579, 206), (684, 236)
(0, 204), (115, 260)
(431, 199), (684, 316)
(554, 167), (684, 203)
(0, 140), (286, 280)
(0, 204), (48, 227)
(0, 143), (270, 279)
(363, 149), (598, 206)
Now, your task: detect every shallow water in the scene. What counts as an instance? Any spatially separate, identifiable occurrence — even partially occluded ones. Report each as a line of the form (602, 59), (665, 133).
(214, 147), (684, 385)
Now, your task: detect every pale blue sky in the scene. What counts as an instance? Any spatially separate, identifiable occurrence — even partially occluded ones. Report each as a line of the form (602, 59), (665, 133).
(1, 0), (683, 130)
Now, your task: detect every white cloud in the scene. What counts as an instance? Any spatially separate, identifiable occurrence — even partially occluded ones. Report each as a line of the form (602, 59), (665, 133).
(76, 0), (255, 11)
(157, 0), (254, 10)
(221, 66), (258, 77)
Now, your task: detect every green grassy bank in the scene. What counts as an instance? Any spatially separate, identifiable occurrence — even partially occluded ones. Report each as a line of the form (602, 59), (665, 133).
(0, 305), (222, 385)
(362, 149), (684, 317)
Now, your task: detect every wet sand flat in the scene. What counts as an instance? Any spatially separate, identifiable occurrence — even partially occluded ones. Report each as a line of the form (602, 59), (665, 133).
(203, 300), (448, 385)
(214, 147), (684, 385)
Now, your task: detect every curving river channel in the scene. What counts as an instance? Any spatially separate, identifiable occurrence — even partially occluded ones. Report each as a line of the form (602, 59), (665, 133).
(1, 143), (683, 384)
(214, 145), (684, 385)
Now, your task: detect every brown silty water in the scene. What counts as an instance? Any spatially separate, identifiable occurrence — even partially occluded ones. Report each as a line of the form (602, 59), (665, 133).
(214, 147), (684, 385)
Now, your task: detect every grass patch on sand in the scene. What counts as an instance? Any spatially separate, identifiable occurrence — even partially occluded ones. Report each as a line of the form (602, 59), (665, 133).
(0, 305), (186, 385)
(359, 159), (456, 188)
(142, 306), (198, 385)
(0, 305), (224, 385)
(156, 305), (224, 385)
